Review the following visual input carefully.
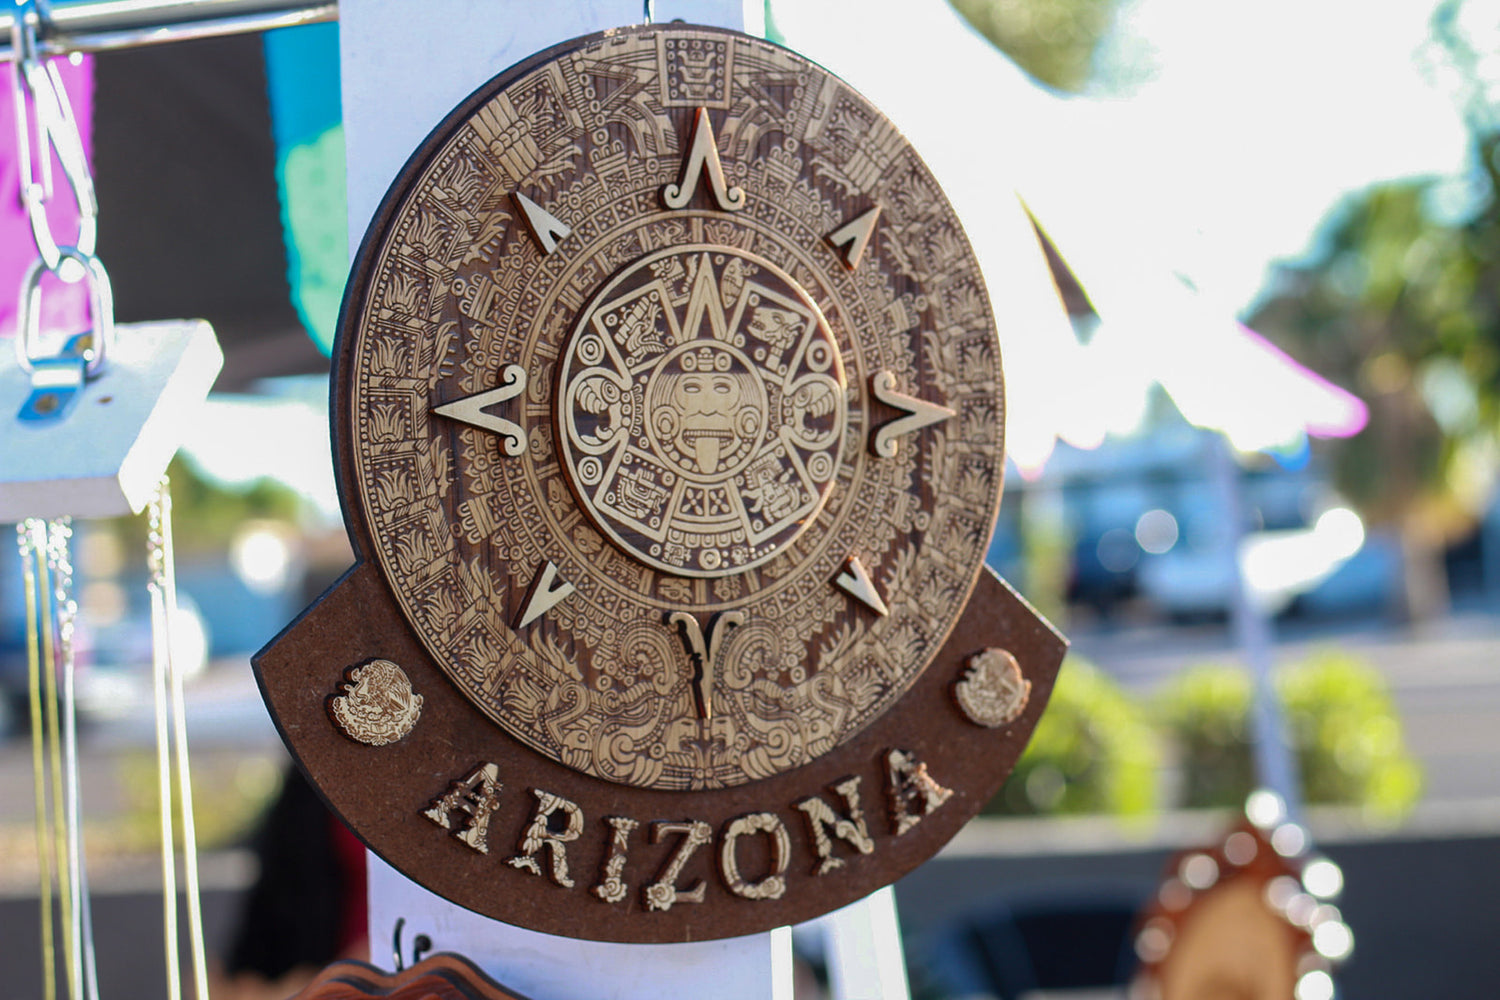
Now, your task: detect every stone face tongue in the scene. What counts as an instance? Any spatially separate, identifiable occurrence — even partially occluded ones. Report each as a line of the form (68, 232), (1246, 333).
(695, 435), (721, 474)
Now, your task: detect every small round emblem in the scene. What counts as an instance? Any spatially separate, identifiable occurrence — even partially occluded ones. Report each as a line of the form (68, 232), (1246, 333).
(953, 647), (1031, 728)
(328, 658), (424, 746)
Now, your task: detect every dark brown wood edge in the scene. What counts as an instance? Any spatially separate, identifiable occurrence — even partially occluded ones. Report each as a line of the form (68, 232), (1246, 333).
(252, 564), (1066, 942)
(283, 953), (531, 1000)
(254, 20), (1052, 944)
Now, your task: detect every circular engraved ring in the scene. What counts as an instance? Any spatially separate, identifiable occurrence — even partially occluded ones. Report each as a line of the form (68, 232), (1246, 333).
(338, 24), (1009, 794)
(558, 246), (845, 577)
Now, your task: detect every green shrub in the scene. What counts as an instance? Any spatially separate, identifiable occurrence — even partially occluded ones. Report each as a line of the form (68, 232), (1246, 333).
(985, 655), (1159, 817)
(1154, 666), (1256, 811)
(1157, 650), (1422, 819)
(1280, 651), (1424, 816)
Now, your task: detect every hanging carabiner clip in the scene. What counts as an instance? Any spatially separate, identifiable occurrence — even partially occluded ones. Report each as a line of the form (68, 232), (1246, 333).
(15, 247), (114, 422)
(10, 1), (98, 283)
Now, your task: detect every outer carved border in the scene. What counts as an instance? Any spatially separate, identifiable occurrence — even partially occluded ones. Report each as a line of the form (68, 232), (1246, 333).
(254, 24), (1064, 944)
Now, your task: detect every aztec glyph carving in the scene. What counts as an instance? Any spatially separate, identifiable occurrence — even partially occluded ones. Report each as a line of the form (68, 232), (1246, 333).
(953, 646), (1032, 728)
(251, 21), (1072, 943)
(346, 28), (1004, 792)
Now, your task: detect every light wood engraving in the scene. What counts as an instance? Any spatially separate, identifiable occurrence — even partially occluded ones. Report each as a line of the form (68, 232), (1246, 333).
(424, 763), (503, 854)
(828, 205), (881, 270)
(245, 19), (1077, 946)
(514, 560), (576, 628)
(886, 749), (953, 836)
(954, 647), (1031, 727)
(834, 555), (889, 617)
(431, 364), (528, 456)
(558, 247), (846, 577)
(719, 812), (791, 901)
(512, 191), (572, 254)
(643, 820), (712, 912)
(328, 658), (423, 746)
(508, 788), (584, 887)
(346, 27), (1005, 792)
(667, 610), (744, 720)
(662, 107), (745, 211)
(795, 777), (875, 876)
(591, 816), (639, 904)
(870, 369), (957, 458)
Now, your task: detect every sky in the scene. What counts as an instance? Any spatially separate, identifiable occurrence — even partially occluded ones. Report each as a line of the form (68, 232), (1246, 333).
(775, 0), (1478, 317)
(771, 0), (1462, 462)
(1085, 0), (1475, 315)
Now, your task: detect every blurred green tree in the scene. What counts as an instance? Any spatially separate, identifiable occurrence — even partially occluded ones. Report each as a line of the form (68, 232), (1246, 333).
(1250, 1), (1500, 619)
(949, 0), (1118, 92)
(985, 655), (1160, 817)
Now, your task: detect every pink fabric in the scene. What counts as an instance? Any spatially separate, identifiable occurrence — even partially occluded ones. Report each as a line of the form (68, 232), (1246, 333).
(0, 55), (94, 343)
(1235, 322), (1368, 439)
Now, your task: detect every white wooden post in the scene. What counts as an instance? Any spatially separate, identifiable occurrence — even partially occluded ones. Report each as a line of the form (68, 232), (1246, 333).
(818, 886), (910, 1000)
(1209, 433), (1304, 815)
(367, 854), (793, 1000)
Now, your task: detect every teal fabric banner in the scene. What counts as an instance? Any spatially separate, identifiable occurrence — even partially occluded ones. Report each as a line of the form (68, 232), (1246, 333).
(263, 22), (346, 356)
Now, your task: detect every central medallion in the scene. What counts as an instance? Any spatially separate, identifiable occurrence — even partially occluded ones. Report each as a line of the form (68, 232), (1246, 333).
(557, 245), (846, 577)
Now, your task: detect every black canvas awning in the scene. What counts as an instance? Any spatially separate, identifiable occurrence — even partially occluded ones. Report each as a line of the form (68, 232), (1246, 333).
(93, 32), (329, 389)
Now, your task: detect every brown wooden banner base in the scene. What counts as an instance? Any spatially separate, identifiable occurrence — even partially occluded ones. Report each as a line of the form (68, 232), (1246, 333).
(255, 564), (1062, 943)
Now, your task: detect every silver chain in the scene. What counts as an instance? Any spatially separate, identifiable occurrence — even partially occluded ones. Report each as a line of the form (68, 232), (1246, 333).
(10, 0), (113, 379)
(11, 5), (106, 992)
(10, 11), (204, 995)
(45, 518), (101, 1000)
(148, 479), (211, 1000)
(18, 516), (100, 1000)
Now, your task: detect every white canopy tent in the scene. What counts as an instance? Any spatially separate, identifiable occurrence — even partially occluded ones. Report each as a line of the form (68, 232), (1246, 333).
(772, 0), (1375, 814)
(771, 0), (1371, 470)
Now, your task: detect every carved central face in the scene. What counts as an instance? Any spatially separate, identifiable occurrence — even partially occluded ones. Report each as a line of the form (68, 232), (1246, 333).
(556, 246), (846, 577)
(649, 344), (762, 477)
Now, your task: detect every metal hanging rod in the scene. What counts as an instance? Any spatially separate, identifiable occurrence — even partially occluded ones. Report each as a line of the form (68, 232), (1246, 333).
(0, 0), (336, 60)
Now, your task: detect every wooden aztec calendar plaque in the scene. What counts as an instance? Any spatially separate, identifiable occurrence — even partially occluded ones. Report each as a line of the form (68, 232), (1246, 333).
(254, 23), (1066, 943)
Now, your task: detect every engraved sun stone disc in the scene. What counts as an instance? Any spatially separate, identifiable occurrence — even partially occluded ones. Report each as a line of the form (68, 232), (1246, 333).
(342, 24), (1007, 792)
(254, 22), (1066, 944)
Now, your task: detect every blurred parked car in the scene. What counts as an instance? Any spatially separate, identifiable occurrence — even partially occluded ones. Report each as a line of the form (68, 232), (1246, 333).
(1006, 422), (1391, 622)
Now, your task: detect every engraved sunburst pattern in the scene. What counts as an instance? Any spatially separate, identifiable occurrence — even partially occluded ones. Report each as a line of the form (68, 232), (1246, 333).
(345, 26), (1005, 790)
